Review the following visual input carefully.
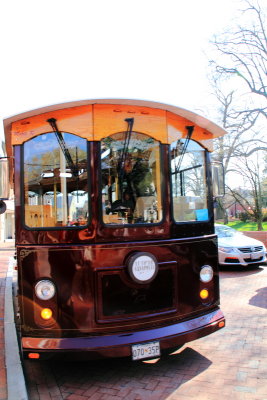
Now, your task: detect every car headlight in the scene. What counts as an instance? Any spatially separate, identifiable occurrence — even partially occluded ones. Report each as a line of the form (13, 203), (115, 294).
(200, 265), (214, 283)
(218, 246), (235, 253)
(35, 280), (56, 300)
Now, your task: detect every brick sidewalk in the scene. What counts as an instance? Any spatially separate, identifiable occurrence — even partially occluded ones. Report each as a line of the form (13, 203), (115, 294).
(0, 248), (14, 400)
(1, 244), (267, 399)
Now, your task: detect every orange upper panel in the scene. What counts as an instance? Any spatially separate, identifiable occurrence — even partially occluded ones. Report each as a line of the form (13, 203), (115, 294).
(166, 111), (214, 150)
(11, 105), (93, 145)
(4, 99), (227, 155)
(93, 104), (167, 142)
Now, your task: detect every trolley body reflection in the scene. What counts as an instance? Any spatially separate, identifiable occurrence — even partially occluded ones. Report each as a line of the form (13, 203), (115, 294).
(1, 99), (225, 360)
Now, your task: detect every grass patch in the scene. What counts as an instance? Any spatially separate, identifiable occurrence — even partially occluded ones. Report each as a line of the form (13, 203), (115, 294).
(224, 221), (267, 231)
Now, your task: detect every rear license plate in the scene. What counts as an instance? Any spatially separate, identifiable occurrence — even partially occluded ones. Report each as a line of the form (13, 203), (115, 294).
(132, 341), (160, 361)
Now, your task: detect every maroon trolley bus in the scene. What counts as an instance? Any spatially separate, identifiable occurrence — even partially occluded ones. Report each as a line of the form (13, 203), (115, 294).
(1, 99), (225, 361)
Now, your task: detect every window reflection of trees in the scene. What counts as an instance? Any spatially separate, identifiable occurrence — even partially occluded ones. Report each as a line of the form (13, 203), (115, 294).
(101, 132), (162, 224)
(171, 139), (208, 222)
(24, 132), (88, 228)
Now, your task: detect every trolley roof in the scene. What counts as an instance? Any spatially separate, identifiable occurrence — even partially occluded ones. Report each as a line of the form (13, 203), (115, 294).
(3, 99), (227, 158)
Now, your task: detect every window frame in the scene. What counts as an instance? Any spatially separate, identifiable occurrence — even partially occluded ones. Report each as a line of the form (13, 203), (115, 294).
(21, 133), (91, 231)
(99, 133), (165, 227)
(169, 139), (212, 225)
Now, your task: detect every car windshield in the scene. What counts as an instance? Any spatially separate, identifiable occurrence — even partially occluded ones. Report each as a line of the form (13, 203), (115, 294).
(215, 225), (242, 238)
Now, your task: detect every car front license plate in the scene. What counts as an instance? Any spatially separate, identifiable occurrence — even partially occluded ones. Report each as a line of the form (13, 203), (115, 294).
(132, 341), (160, 361)
(251, 252), (262, 260)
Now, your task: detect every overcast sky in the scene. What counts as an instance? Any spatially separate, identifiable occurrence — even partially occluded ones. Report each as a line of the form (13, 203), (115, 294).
(0, 0), (240, 140)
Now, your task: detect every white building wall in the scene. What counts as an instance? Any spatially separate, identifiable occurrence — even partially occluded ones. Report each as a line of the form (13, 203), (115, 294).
(0, 213), (5, 242)
(0, 196), (15, 243)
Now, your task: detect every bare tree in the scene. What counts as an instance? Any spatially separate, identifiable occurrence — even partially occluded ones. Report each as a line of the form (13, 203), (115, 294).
(210, 80), (266, 224)
(211, 0), (267, 119)
(208, 0), (267, 226)
(228, 149), (264, 230)
(263, 153), (267, 208)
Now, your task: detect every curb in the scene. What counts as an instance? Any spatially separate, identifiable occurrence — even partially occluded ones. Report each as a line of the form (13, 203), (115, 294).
(4, 256), (28, 400)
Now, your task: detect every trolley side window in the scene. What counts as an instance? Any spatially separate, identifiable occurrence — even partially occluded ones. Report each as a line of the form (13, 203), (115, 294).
(23, 132), (88, 228)
(170, 139), (209, 222)
(101, 132), (162, 224)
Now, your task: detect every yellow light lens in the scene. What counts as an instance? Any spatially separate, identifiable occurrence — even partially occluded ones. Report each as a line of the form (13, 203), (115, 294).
(41, 308), (53, 320)
(200, 289), (209, 300)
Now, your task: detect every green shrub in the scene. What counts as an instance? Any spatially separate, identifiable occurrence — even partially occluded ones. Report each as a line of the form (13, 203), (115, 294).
(239, 212), (251, 222)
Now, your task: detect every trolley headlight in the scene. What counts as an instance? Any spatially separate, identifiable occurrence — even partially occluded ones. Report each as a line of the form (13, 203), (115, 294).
(35, 280), (56, 300)
(200, 265), (214, 283)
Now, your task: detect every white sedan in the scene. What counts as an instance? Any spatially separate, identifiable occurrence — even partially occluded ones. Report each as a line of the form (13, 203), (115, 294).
(215, 224), (267, 267)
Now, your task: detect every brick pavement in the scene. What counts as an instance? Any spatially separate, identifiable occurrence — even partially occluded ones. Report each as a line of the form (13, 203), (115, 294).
(1, 244), (267, 399)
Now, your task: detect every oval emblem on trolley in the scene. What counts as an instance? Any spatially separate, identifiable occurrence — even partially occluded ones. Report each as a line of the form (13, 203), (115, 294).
(127, 252), (158, 284)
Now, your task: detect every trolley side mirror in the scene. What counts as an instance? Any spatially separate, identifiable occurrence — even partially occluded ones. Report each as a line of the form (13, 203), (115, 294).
(211, 161), (225, 198)
(0, 158), (10, 211)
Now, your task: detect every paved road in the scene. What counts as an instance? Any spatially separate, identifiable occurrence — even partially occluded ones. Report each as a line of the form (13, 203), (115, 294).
(21, 265), (267, 400)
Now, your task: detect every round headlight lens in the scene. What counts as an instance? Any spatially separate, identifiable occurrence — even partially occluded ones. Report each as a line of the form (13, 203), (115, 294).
(200, 265), (214, 283)
(35, 280), (56, 300)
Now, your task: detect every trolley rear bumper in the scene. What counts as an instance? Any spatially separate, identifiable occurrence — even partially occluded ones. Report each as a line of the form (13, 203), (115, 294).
(22, 308), (225, 359)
